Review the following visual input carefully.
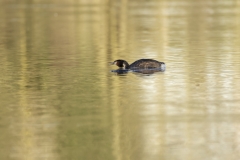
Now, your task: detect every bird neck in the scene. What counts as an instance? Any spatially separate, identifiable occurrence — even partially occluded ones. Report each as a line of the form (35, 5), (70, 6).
(122, 61), (130, 69)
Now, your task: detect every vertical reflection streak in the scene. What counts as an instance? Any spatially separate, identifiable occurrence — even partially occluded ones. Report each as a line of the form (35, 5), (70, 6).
(109, 1), (125, 160)
(13, 8), (57, 160)
(140, 80), (163, 159)
(18, 25), (31, 160)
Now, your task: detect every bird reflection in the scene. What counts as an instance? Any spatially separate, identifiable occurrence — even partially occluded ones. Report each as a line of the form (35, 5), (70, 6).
(111, 68), (165, 75)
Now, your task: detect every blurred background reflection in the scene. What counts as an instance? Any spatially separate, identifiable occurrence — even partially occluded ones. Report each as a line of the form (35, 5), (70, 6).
(0, 0), (240, 160)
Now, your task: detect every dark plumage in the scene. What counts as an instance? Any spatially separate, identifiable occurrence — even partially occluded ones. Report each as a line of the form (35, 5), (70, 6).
(112, 59), (165, 70)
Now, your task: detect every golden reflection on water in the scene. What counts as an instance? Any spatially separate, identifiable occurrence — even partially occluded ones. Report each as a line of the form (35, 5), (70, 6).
(0, 0), (240, 160)
(11, 14), (58, 160)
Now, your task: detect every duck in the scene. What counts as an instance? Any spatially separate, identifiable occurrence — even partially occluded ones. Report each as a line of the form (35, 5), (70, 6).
(112, 59), (165, 71)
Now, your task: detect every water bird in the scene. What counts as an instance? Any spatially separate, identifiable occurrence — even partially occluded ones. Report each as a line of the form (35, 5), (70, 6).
(111, 59), (166, 71)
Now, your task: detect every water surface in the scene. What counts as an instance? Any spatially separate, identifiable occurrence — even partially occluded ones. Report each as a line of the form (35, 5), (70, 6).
(0, 0), (240, 160)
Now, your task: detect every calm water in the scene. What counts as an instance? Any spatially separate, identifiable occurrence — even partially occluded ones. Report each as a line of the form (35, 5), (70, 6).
(0, 0), (240, 160)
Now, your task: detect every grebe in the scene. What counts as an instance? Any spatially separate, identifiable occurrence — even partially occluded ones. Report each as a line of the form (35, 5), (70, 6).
(112, 59), (165, 70)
